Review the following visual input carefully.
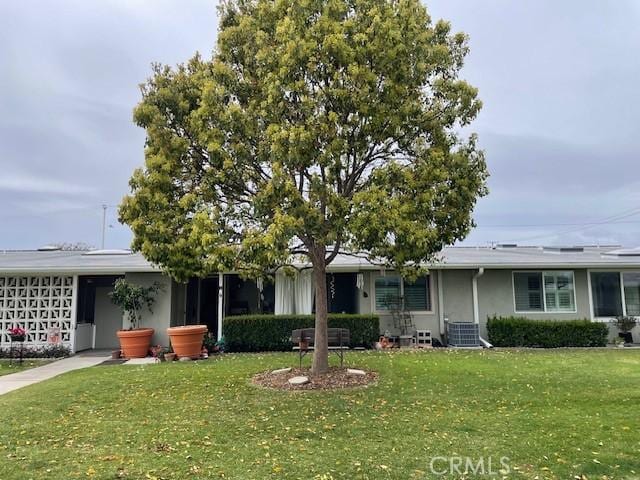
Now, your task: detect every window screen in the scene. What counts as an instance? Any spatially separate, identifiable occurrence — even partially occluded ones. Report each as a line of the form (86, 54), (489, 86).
(404, 276), (431, 311)
(591, 272), (623, 317)
(375, 276), (401, 310)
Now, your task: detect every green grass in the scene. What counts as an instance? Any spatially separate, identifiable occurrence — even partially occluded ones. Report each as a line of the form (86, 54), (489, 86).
(0, 359), (50, 377)
(0, 350), (638, 479)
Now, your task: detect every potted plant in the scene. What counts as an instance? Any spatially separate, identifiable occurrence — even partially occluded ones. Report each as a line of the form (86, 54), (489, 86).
(610, 315), (637, 345)
(167, 324), (208, 359)
(8, 326), (26, 342)
(109, 278), (161, 358)
(165, 347), (176, 362)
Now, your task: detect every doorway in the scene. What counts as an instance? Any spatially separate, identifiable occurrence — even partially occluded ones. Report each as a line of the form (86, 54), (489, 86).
(76, 276), (123, 351)
(185, 277), (219, 338)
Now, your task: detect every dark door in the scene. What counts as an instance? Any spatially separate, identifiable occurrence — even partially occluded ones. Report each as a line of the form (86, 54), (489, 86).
(199, 277), (219, 337)
(327, 273), (358, 313)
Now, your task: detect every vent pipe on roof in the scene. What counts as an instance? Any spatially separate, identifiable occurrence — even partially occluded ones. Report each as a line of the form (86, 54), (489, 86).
(37, 245), (62, 251)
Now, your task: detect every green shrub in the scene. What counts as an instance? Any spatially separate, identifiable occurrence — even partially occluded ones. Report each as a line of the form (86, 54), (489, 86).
(223, 314), (380, 352)
(0, 344), (71, 358)
(487, 316), (608, 348)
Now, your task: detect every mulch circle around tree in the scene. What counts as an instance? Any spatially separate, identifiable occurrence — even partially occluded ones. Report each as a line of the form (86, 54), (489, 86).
(252, 367), (378, 391)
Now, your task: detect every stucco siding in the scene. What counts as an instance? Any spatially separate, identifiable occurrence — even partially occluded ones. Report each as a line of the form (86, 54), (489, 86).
(476, 269), (591, 337)
(441, 269), (474, 324)
(124, 272), (173, 347)
(365, 270), (441, 339)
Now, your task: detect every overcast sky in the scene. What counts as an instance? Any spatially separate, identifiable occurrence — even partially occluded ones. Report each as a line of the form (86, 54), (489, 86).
(1, 0), (639, 250)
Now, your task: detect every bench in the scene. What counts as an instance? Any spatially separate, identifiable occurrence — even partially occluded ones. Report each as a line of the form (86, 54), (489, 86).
(291, 328), (350, 368)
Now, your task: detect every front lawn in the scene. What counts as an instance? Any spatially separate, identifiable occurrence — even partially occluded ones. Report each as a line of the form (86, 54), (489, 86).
(0, 359), (50, 377)
(0, 350), (638, 479)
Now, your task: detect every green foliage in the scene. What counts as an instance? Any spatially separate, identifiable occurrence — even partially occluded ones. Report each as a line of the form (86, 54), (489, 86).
(108, 279), (161, 330)
(119, 0), (488, 282)
(610, 315), (638, 333)
(487, 316), (608, 348)
(0, 345), (71, 359)
(224, 314), (379, 351)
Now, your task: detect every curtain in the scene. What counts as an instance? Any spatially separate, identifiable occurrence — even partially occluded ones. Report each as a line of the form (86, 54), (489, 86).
(294, 270), (315, 314)
(274, 271), (294, 314)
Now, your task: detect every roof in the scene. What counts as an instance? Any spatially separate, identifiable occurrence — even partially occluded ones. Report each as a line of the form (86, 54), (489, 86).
(0, 245), (639, 274)
(0, 250), (156, 274)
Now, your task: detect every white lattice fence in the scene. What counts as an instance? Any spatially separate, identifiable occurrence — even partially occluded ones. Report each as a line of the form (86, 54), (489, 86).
(0, 276), (74, 348)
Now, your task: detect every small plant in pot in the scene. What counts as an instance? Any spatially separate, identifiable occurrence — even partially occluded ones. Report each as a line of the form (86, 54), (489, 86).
(610, 315), (637, 345)
(109, 278), (161, 358)
(164, 344), (176, 362)
(8, 326), (26, 342)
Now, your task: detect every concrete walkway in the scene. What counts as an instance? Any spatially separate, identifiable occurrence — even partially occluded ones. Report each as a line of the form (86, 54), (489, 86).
(0, 353), (109, 396)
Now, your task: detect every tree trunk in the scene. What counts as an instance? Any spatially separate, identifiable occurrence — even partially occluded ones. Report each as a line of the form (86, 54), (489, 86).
(311, 247), (329, 375)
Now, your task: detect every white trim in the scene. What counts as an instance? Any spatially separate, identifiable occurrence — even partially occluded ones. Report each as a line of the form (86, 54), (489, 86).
(620, 271), (627, 317)
(512, 270), (577, 314)
(437, 270), (445, 336)
(70, 275), (79, 353)
(588, 269), (640, 321)
(587, 268), (594, 321)
(472, 268), (484, 325)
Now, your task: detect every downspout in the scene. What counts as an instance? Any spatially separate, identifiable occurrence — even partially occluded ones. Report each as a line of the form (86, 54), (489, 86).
(472, 268), (493, 348)
(437, 270), (445, 342)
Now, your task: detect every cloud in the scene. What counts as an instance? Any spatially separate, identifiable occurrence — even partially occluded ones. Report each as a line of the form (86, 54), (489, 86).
(0, 172), (93, 195)
(0, 0), (639, 250)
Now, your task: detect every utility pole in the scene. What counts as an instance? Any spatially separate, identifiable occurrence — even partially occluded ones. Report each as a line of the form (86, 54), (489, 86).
(101, 204), (107, 249)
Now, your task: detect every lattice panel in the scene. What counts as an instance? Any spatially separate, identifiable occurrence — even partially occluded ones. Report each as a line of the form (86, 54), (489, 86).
(0, 276), (74, 347)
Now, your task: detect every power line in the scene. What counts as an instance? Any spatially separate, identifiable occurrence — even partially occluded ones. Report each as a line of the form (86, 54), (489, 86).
(503, 206), (640, 243)
(477, 219), (640, 228)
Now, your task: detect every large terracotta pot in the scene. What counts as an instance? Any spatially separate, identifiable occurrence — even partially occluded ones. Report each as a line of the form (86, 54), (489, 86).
(116, 328), (154, 359)
(167, 325), (208, 359)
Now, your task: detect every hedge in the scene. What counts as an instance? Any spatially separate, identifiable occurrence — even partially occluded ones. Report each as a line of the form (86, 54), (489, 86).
(223, 314), (380, 352)
(0, 344), (71, 358)
(487, 316), (608, 348)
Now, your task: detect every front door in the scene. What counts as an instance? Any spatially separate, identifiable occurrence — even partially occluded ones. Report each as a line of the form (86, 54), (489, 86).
(199, 277), (219, 337)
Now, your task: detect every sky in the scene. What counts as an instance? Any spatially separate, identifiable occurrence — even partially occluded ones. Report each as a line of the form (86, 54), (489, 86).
(1, 0), (639, 250)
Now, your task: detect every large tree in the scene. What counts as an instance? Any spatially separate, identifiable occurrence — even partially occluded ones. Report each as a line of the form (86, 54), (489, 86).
(120, 0), (488, 374)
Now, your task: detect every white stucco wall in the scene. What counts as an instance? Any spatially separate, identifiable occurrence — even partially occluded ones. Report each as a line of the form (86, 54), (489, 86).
(123, 272), (173, 347)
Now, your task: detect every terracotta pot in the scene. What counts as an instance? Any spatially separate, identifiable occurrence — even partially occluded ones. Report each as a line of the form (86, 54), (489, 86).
(167, 325), (208, 359)
(116, 328), (154, 359)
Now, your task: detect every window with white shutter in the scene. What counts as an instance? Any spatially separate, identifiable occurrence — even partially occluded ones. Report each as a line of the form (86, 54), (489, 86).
(513, 271), (576, 313)
(543, 272), (575, 312)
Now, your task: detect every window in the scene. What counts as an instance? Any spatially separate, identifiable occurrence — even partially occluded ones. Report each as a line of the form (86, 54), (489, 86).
(591, 271), (640, 318)
(544, 272), (575, 312)
(375, 275), (431, 311)
(623, 273), (640, 316)
(513, 271), (576, 313)
(404, 276), (430, 311)
(591, 272), (622, 317)
(513, 272), (543, 312)
(375, 276), (401, 310)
